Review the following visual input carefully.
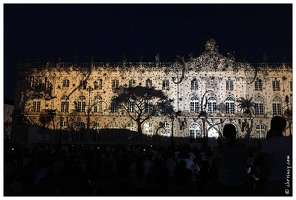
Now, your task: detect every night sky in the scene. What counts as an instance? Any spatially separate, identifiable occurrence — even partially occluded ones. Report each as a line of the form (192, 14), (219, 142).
(3, 4), (293, 100)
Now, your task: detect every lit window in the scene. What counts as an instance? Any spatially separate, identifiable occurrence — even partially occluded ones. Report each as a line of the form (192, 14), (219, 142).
(272, 80), (280, 91)
(225, 97), (235, 114)
(226, 80), (234, 90)
(190, 96), (199, 112)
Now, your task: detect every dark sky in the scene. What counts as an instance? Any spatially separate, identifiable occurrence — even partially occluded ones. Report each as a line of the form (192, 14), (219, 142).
(3, 4), (293, 100)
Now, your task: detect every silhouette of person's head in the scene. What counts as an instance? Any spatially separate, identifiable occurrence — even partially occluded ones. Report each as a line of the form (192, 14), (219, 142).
(271, 116), (286, 136)
(266, 129), (273, 139)
(223, 124), (236, 139)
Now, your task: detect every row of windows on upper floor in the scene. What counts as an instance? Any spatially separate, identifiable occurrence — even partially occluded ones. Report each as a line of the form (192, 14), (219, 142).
(30, 77), (292, 92)
(32, 95), (286, 116)
(61, 78), (293, 91)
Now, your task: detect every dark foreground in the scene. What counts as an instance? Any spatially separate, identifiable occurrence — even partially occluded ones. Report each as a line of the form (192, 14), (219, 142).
(4, 142), (261, 196)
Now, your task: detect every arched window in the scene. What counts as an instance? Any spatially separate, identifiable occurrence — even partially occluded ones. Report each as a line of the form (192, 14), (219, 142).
(207, 97), (217, 113)
(191, 79), (198, 90)
(93, 96), (102, 112)
(225, 97), (235, 114)
(254, 97), (264, 115)
(190, 95), (199, 112)
(256, 124), (266, 138)
(272, 96), (282, 115)
(126, 121), (136, 131)
(110, 96), (119, 112)
(109, 121), (119, 128)
(207, 123), (219, 138)
(189, 122), (201, 143)
(76, 96), (86, 112)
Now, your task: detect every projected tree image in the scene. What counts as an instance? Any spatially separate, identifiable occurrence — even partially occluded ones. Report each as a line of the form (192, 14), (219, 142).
(114, 85), (173, 136)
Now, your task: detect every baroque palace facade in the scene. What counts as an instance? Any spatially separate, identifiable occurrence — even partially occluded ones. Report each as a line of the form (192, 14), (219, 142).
(12, 38), (292, 146)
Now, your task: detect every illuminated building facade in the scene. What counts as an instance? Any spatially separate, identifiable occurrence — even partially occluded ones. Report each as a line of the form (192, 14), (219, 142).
(12, 39), (292, 146)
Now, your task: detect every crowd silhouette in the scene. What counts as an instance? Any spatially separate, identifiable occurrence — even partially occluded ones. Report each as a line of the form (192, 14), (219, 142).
(4, 118), (292, 196)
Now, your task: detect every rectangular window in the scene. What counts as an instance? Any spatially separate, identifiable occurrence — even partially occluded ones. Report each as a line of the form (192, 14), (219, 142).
(272, 103), (282, 115)
(94, 79), (103, 90)
(77, 102), (86, 112)
(255, 80), (262, 91)
(226, 102), (235, 114)
(226, 80), (233, 90)
(272, 80), (280, 91)
(63, 79), (70, 87)
(93, 102), (102, 112)
(33, 101), (41, 112)
(129, 79), (136, 88)
(145, 102), (153, 113)
(208, 102), (217, 113)
(190, 102), (199, 112)
(290, 81), (292, 91)
(128, 102), (135, 112)
(255, 103), (264, 115)
(191, 80), (198, 90)
(61, 102), (69, 112)
(80, 80), (87, 89)
(162, 79), (169, 90)
(112, 80), (119, 89)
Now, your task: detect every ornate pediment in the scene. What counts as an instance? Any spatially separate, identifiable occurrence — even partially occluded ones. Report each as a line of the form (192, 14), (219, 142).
(187, 38), (236, 72)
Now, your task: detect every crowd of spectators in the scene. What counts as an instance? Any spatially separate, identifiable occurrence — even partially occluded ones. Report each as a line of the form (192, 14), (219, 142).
(4, 117), (291, 196)
(4, 138), (255, 196)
